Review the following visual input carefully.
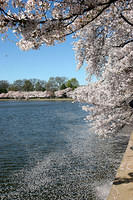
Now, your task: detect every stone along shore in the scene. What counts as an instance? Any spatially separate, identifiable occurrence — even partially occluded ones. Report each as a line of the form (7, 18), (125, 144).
(107, 131), (133, 200)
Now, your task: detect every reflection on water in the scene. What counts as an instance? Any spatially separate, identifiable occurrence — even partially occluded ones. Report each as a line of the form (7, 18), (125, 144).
(0, 101), (130, 200)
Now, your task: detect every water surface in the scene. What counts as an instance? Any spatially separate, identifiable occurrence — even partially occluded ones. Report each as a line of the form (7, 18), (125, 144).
(0, 101), (130, 200)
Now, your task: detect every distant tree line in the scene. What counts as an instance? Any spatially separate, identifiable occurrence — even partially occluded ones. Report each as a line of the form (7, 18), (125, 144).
(0, 77), (79, 94)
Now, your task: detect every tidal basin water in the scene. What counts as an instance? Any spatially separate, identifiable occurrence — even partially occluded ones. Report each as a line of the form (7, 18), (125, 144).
(0, 101), (130, 200)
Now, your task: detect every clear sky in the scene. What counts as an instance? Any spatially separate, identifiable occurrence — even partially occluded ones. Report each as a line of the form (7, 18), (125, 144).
(0, 35), (87, 85)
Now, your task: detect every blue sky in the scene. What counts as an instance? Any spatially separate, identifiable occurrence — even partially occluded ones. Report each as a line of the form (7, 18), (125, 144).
(0, 35), (87, 85)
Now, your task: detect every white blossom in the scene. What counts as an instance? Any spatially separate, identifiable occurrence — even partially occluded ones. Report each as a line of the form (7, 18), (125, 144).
(17, 39), (34, 50)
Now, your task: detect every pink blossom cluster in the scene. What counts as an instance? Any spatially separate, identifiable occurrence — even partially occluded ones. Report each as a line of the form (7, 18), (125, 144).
(0, 91), (53, 99)
(0, 88), (72, 99)
(55, 87), (72, 97)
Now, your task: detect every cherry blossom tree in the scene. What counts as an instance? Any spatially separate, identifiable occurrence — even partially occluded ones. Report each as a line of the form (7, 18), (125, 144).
(1, 0), (133, 135)
(0, 0), (132, 50)
(71, 44), (133, 136)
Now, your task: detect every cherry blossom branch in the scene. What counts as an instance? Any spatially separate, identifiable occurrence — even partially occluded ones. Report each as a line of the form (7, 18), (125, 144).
(62, 3), (112, 37)
(40, 0), (118, 24)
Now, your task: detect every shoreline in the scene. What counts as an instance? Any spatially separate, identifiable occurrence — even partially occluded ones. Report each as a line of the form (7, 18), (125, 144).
(0, 98), (73, 101)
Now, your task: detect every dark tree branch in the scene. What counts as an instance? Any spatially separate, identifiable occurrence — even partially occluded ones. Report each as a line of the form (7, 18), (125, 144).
(120, 13), (133, 26)
(113, 39), (133, 48)
(64, 15), (78, 27)
(0, 7), (16, 21)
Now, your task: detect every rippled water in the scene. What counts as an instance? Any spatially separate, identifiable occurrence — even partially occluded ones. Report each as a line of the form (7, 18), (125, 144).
(0, 101), (130, 200)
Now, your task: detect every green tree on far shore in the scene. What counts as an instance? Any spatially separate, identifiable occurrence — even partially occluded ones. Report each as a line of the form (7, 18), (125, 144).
(0, 77), (80, 93)
(66, 78), (79, 90)
(0, 81), (9, 94)
(23, 80), (34, 91)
